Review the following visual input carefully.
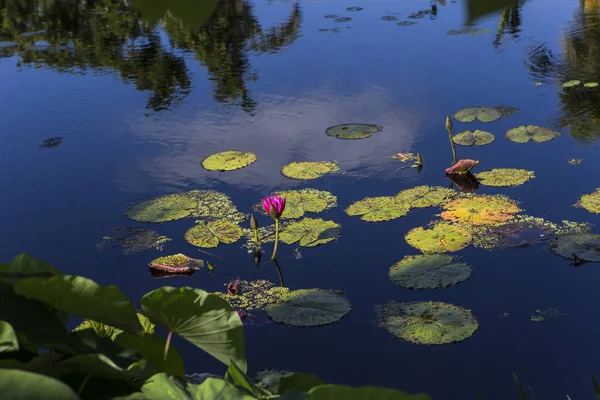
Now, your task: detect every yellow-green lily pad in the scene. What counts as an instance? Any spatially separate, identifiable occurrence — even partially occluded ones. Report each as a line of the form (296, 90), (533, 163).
(405, 223), (472, 253)
(279, 218), (341, 247)
(281, 161), (340, 180)
(452, 130), (495, 146)
(257, 189), (337, 219)
(550, 233), (600, 262)
(577, 188), (600, 214)
(585, 82), (599, 88)
(325, 124), (382, 140)
(453, 107), (502, 123)
(184, 220), (243, 248)
(389, 254), (472, 289)
(505, 125), (561, 143)
(441, 195), (520, 225)
(563, 80), (581, 88)
(345, 196), (410, 222)
(266, 289), (351, 327)
(395, 186), (456, 208)
(201, 150), (257, 171)
(475, 168), (535, 187)
(375, 301), (478, 345)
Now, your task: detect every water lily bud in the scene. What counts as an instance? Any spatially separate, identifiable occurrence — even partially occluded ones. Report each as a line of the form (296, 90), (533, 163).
(250, 214), (258, 230)
(445, 116), (452, 132)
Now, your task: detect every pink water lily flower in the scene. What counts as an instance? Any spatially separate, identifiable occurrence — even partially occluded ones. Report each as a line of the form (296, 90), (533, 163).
(262, 195), (286, 219)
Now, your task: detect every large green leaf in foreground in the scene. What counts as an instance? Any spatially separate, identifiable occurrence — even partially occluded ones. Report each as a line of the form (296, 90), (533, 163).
(0, 321), (19, 352)
(475, 168), (535, 187)
(0, 254), (61, 280)
(0, 369), (79, 399)
(307, 384), (432, 399)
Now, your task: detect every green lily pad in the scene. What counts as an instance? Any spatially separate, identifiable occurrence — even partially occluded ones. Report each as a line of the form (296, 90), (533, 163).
(395, 186), (456, 208)
(213, 280), (290, 313)
(452, 130), (495, 146)
(185, 220), (243, 248)
(550, 233), (600, 262)
(441, 195), (520, 225)
(405, 223), (472, 253)
(0, 321), (19, 352)
(281, 161), (340, 180)
(345, 196), (410, 222)
(0, 370), (80, 399)
(149, 254), (204, 271)
(475, 168), (535, 187)
(257, 189), (337, 219)
(326, 124), (382, 140)
(266, 289), (351, 327)
(375, 301), (478, 345)
(279, 218), (341, 247)
(577, 188), (600, 214)
(585, 82), (599, 88)
(201, 150), (257, 172)
(505, 125), (561, 143)
(453, 107), (502, 123)
(389, 254), (472, 289)
(563, 80), (581, 87)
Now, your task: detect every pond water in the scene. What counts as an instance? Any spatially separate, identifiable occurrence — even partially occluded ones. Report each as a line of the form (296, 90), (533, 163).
(3, 0), (600, 398)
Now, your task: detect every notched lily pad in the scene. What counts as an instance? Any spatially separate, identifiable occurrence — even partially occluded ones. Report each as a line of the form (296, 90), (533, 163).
(266, 289), (352, 327)
(389, 254), (472, 289)
(550, 233), (600, 262)
(452, 130), (495, 147)
(405, 223), (472, 253)
(375, 301), (478, 345)
(475, 168), (535, 187)
(97, 227), (171, 254)
(453, 107), (502, 123)
(281, 161), (340, 180)
(395, 185), (456, 208)
(505, 125), (561, 143)
(325, 123), (382, 140)
(184, 220), (243, 248)
(257, 188), (336, 219)
(441, 195), (520, 225)
(345, 196), (410, 222)
(494, 105), (519, 118)
(201, 150), (257, 172)
(279, 218), (341, 247)
(577, 188), (600, 214)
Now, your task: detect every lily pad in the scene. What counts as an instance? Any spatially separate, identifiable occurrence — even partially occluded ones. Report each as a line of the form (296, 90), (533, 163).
(441, 195), (520, 225)
(325, 123), (382, 140)
(468, 216), (566, 249)
(345, 196), (410, 222)
(505, 125), (561, 143)
(265, 289), (351, 327)
(185, 220), (243, 248)
(149, 254), (204, 272)
(257, 189), (337, 219)
(398, 21), (417, 26)
(97, 227), (171, 254)
(550, 233), (600, 262)
(334, 17), (352, 22)
(453, 107), (502, 123)
(563, 80), (581, 87)
(375, 301), (478, 345)
(201, 150), (257, 172)
(389, 254), (472, 289)
(381, 15), (398, 21)
(452, 130), (495, 147)
(405, 223), (472, 253)
(279, 218), (341, 247)
(281, 161), (340, 180)
(577, 188), (600, 214)
(395, 186), (456, 208)
(475, 168), (535, 187)
(585, 82), (599, 88)
(213, 280), (290, 313)
(324, 14), (338, 18)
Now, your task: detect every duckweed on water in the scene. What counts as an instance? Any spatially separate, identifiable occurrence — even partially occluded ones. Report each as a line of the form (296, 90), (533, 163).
(577, 188), (600, 214)
(325, 123), (382, 140)
(201, 150), (257, 172)
(505, 125), (561, 143)
(345, 196), (410, 222)
(213, 280), (290, 313)
(266, 289), (352, 327)
(531, 308), (565, 322)
(389, 254), (472, 290)
(441, 195), (520, 226)
(256, 188), (337, 219)
(452, 130), (495, 146)
(184, 220), (243, 248)
(550, 233), (600, 262)
(395, 185), (456, 208)
(405, 222), (472, 253)
(281, 161), (340, 180)
(279, 218), (341, 247)
(375, 301), (478, 345)
(96, 226), (171, 254)
(453, 106), (502, 123)
(475, 168), (535, 187)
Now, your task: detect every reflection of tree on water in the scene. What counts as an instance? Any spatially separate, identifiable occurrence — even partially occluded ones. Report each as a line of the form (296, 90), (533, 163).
(493, 0), (525, 49)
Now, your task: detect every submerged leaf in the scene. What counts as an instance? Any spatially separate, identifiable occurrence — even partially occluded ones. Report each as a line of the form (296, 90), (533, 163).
(445, 159), (479, 175)
(185, 220), (242, 248)
(281, 161), (340, 180)
(279, 218), (341, 247)
(453, 107), (502, 123)
(475, 168), (535, 187)
(201, 150), (257, 172)
(505, 125), (561, 143)
(441, 196), (520, 225)
(376, 301), (478, 345)
(325, 124), (382, 140)
(257, 189), (337, 219)
(97, 226), (171, 254)
(550, 234), (600, 262)
(266, 289), (351, 327)
(389, 254), (471, 289)
(405, 223), (472, 253)
(577, 188), (600, 214)
(452, 130), (495, 146)
(345, 196), (410, 222)
(395, 186), (456, 208)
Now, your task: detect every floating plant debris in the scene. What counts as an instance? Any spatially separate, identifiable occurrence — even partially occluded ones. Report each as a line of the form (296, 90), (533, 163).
(389, 254), (472, 289)
(345, 196), (410, 222)
(562, 80), (581, 88)
(390, 152), (419, 162)
(453, 106), (502, 123)
(452, 130), (495, 147)
(505, 125), (561, 143)
(498, 312), (510, 318)
(266, 289), (352, 327)
(441, 195), (520, 226)
(531, 308), (565, 322)
(73, 313), (154, 340)
(346, 6), (363, 11)
(447, 28), (491, 35)
(569, 158), (582, 165)
(184, 220), (243, 248)
(324, 14), (338, 18)
(475, 168), (535, 187)
(281, 161), (339, 180)
(550, 233), (600, 262)
(39, 136), (64, 148)
(149, 253), (204, 276)
(375, 301), (478, 345)
(256, 188), (336, 219)
(279, 218), (341, 247)
(213, 280), (290, 313)
(395, 185), (456, 208)
(405, 223), (472, 253)
(445, 159), (479, 175)
(584, 82), (599, 88)
(201, 150), (257, 172)
(577, 188), (600, 214)
(334, 17), (352, 22)
(325, 123), (382, 140)
(381, 15), (398, 21)
(256, 369), (294, 393)
(398, 21), (417, 26)
(97, 226), (170, 254)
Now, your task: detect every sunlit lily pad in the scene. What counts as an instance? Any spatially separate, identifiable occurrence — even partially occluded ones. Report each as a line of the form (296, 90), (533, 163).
(452, 130), (495, 146)
(505, 125), (561, 143)
(266, 289), (351, 327)
(563, 80), (581, 87)
(149, 254), (204, 271)
(395, 186), (456, 208)
(213, 280), (290, 313)
(475, 168), (535, 187)
(405, 223), (472, 253)
(585, 82), (599, 88)
(201, 150), (257, 171)
(375, 301), (478, 345)
(441, 196), (520, 225)
(389, 254), (472, 289)
(345, 196), (410, 222)
(325, 124), (382, 140)
(257, 189), (337, 219)
(577, 188), (600, 214)
(550, 234), (600, 262)
(279, 218), (341, 247)
(281, 161), (339, 180)
(184, 220), (242, 248)
(453, 107), (502, 123)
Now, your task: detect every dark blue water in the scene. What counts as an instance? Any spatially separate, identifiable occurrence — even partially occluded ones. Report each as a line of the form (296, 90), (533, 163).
(3, 0), (600, 398)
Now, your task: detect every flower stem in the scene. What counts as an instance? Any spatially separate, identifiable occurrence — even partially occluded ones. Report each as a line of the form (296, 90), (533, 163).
(447, 127), (457, 164)
(77, 372), (92, 396)
(253, 228), (259, 246)
(271, 218), (280, 260)
(273, 258), (284, 287)
(163, 331), (173, 363)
